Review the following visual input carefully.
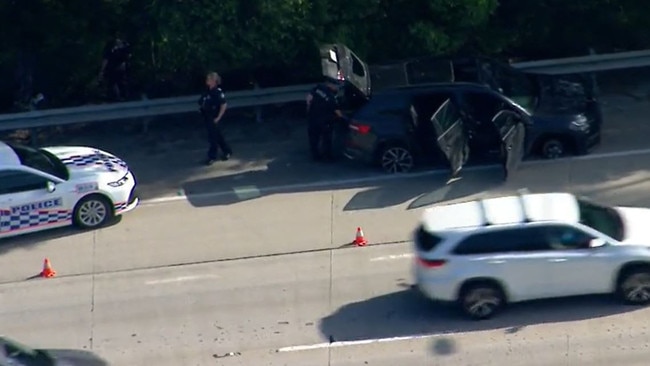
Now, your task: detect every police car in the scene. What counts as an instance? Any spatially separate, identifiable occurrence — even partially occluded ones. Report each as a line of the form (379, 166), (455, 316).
(0, 141), (138, 239)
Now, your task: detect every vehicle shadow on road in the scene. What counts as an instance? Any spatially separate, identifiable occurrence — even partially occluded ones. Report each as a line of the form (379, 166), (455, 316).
(0, 217), (122, 256)
(182, 155), (384, 207)
(343, 167), (505, 211)
(319, 288), (640, 344)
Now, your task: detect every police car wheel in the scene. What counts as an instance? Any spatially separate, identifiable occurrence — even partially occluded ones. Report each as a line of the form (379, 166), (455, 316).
(74, 195), (113, 229)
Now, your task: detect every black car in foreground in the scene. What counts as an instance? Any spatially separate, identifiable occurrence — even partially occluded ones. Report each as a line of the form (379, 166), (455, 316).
(321, 44), (603, 175)
(0, 336), (109, 366)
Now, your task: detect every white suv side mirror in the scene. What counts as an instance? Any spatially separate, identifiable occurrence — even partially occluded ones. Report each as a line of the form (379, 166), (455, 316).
(46, 181), (56, 193)
(589, 238), (607, 248)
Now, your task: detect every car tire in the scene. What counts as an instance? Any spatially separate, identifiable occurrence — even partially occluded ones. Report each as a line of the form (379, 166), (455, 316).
(73, 195), (113, 230)
(618, 269), (650, 305)
(459, 282), (505, 320)
(540, 138), (566, 159)
(379, 144), (415, 174)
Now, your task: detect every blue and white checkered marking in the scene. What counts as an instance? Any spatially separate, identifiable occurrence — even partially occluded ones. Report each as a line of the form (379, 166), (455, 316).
(59, 151), (127, 173)
(0, 209), (71, 231)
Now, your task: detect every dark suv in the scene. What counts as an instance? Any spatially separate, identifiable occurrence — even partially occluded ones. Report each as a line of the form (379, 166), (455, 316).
(321, 44), (603, 175)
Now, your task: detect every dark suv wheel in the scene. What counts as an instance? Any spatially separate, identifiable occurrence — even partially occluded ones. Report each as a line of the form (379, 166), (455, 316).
(540, 137), (568, 159)
(459, 282), (505, 320)
(379, 144), (415, 173)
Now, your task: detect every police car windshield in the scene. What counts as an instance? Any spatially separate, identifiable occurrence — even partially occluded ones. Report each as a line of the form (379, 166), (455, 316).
(6, 142), (69, 180)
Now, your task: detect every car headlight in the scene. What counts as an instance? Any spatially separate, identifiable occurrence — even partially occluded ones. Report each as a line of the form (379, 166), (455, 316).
(569, 114), (589, 131)
(108, 175), (129, 187)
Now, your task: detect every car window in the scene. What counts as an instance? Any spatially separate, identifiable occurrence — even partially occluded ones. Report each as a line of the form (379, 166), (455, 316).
(461, 91), (507, 122)
(412, 92), (458, 134)
(0, 170), (49, 195)
(354, 94), (407, 120)
(540, 225), (595, 250)
(451, 59), (480, 82)
(406, 58), (454, 84)
(491, 110), (519, 137)
(415, 225), (444, 252)
(577, 198), (624, 241)
(351, 53), (365, 77)
(452, 227), (547, 255)
(5, 142), (68, 180)
(481, 60), (538, 113)
(1, 338), (41, 366)
(433, 99), (462, 133)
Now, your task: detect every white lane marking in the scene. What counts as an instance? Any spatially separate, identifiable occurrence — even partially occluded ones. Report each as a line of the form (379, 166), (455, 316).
(277, 333), (441, 352)
(370, 253), (414, 262)
(140, 147), (650, 206)
(145, 274), (218, 285)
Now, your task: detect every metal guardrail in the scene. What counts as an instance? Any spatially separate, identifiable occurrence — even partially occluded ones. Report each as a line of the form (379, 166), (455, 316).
(2, 49), (650, 131)
(512, 49), (650, 74)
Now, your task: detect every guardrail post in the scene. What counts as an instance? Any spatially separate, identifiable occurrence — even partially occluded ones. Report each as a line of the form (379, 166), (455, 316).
(254, 83), (263, 123)
(588, 48), (600, 96)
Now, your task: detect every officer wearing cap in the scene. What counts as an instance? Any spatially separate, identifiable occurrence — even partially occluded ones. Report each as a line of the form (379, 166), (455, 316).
(305, 77), (343, 161)
(198, 72), (232, 166)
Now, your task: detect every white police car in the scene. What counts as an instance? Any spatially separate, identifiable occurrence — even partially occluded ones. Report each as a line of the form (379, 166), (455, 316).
(0, 141), (139, 239)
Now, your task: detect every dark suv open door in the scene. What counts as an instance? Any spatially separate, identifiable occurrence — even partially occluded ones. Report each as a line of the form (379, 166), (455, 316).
(491, 110), (526, 179)
(430, 99), (470, 176)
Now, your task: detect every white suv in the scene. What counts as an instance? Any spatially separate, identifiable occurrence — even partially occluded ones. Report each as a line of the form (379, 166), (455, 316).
(413, 192), (650, 320)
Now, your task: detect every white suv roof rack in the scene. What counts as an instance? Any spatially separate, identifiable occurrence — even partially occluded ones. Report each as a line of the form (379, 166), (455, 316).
(421, 192), (580, 232)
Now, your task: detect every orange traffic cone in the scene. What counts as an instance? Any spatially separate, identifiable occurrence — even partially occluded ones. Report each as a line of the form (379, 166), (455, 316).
(353, 227), (367, 247)
(41, 258), (56, 278)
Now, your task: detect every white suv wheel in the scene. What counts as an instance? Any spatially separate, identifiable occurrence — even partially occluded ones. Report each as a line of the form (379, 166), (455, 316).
(460, 284), (504, 320)
(620, 271), (650, 305)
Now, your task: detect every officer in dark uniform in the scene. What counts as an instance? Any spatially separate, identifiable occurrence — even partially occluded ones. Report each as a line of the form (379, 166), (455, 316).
(305, 77), (343, 161)
(99, 32), (131, 101)
(198, 72), (232, 166)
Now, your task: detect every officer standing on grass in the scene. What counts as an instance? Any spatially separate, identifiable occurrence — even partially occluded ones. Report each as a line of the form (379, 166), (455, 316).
(305, 77), (343, 161)
(198, 72), (232, 166)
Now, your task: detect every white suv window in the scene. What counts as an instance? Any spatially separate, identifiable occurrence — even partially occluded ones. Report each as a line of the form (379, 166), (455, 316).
(452, 227), (547, 255)
(540, 224), (595, 250)
(414, 225), (444, 252)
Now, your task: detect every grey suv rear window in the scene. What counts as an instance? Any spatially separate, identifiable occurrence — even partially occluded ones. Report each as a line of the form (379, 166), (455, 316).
(452, 228), (546, 255)
(414, 226), (444, 252)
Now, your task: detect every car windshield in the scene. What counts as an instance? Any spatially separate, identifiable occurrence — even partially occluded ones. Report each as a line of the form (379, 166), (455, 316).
(2, 337), (51, 366)
(481, 61), (538, 114)
(577, 198), (625, 241)
(6, 142), (69, 180)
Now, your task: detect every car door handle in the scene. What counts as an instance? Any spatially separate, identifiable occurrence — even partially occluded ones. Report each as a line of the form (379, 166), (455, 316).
(488, 260), (505, 264)
(548, 258), (568, 263)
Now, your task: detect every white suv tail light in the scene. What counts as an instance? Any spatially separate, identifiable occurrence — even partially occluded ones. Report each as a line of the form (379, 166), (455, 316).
(416, 257), (446, 269)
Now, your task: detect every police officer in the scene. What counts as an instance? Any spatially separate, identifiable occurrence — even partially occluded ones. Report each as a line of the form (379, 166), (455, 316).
(99, 31), (131, 101)
(305, 77), (343, 161)
(198, 72), (232, 166)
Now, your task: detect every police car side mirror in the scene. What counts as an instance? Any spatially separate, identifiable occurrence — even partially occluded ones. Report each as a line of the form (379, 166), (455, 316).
(46, 181), (56, 193)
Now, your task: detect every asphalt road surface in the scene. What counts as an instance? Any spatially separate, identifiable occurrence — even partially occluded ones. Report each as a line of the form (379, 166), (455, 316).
(3, 243), (650, 365)
(2, 146), (650, 365)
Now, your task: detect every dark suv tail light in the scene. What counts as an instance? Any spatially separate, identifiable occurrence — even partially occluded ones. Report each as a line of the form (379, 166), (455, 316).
(416, 258), (446, 268)
(350, 122), (371, 134)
